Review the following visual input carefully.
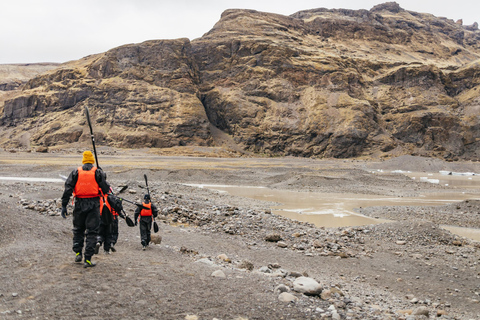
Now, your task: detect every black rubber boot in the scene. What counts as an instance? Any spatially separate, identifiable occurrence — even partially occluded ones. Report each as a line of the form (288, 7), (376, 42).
(94, 242), (101, 255)
(84, 258), (96, 268)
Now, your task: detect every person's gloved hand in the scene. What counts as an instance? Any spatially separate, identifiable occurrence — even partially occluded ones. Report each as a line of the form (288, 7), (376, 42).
(61, 206), (67, 219)
(134, 220), (137, 226)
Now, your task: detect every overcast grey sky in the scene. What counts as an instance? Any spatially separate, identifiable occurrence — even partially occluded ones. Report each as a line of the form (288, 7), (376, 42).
(1, 0), (478, 64)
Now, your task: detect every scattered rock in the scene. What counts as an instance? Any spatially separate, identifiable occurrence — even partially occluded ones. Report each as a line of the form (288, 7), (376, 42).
(211, 270), (226, 279)
(412, 306), (429, 316)
(265, 234), (282, 242)
(277, 241), (288, 248)
(150, 234), (162, 244)
(237, 261), (254, 271)
(274, 284), (290, 294)
(217, 254), (231, 262)
(195, 258), (214, 266)
(292, 277), (322, 296)
(278, 292), (298, 303)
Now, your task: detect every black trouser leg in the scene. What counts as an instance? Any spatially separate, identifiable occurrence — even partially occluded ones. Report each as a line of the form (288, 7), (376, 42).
(146, 223), (151, 245)
(139, 217), (152, 246)
(111, 217), (119, 246)
(97, 221), (106, 245)
(72, 208), (86, 254)
(103, 224), (113, 251)
(84, 206), (100, 260)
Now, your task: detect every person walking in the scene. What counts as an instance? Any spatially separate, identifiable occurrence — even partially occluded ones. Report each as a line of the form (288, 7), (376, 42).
(134, 194), (158, 250)
(61, 150), (110, 268)
(97, 191), (125, 254)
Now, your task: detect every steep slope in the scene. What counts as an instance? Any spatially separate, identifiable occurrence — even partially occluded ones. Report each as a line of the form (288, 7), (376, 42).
(1, 2), (480, 159)
(1, 40), (211, 149)
(192, 3), (480, 159)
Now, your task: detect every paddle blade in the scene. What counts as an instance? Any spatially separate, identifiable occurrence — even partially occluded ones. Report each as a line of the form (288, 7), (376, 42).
(85, 107), (92, 129)
(125, 215), (135, 227)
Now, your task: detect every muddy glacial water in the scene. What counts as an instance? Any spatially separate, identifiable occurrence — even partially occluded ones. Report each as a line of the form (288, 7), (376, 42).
(2, 169), (480, 241)
(187, 170), (480, 241)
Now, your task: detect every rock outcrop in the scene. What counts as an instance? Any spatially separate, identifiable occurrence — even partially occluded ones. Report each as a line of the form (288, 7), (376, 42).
(1, 2), (480, 160)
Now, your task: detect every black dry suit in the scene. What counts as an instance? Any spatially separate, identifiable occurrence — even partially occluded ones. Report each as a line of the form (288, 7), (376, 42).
(61, 163), (110, 262)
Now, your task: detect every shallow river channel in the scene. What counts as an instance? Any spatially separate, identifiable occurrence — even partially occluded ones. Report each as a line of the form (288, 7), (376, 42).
(2, 170), (480, 241)
(187, 170), (480, 241)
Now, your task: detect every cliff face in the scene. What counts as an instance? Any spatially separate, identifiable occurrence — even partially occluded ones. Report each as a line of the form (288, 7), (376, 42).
(1, 2), (480, 159)
(1, 40), (211, 149)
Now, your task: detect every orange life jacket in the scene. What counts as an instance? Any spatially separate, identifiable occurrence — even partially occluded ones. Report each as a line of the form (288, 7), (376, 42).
(140, 202), (152, 216)
(74, 166), (99, 198)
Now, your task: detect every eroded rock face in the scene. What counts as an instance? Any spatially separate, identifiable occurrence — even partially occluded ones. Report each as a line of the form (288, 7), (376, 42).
(1, 3), (480, 159)
(1, 39), (211, 149)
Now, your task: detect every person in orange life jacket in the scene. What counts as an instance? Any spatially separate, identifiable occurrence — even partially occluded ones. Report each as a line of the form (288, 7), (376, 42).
(97, 191), (123, 254)
(134, 194), (158, 250)
(61, 151), (110, 268)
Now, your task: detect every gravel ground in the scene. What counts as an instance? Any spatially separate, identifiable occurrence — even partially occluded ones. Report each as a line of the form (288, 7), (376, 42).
(0, 150), (479, 319)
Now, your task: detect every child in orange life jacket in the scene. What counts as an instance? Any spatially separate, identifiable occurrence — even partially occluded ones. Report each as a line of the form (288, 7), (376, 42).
(61, 151), (110, 268)
(134, 194), (158, 250)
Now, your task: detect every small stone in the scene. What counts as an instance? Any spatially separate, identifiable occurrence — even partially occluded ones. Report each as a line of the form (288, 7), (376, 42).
(320, 289), (332, 300)
(293, 276), (322, 296)
(396, 309), (413, 315)
(313, 240), (323, 248)
(237, 260), (254, 271)
(396, 241), (407, 245)
(258, 266), (271, 273)
(278, 292), (298, 303)
(288, 271), (304, 278)
(277, 241), (288, 248)
(436, 310), (447, 316)
(265, 234), (282, 242)
(211, 270), (226, 279)
(195, 258), (214, 265)
(412, 306), (429, 316)
(217, 254), (231, 262)
(274, 284), (290, 294)
(150, 234), (162, 244)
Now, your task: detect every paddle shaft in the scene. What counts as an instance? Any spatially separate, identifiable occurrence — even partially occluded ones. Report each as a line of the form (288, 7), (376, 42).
(85, 106), (100, 169)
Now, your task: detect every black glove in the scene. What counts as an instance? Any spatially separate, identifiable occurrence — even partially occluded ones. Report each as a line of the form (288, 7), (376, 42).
(135, 220), (138, 226)
(61, 206), (67, 219)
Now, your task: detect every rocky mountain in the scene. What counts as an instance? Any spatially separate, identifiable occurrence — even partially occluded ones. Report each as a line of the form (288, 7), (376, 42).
(1, 2), (480, 159)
